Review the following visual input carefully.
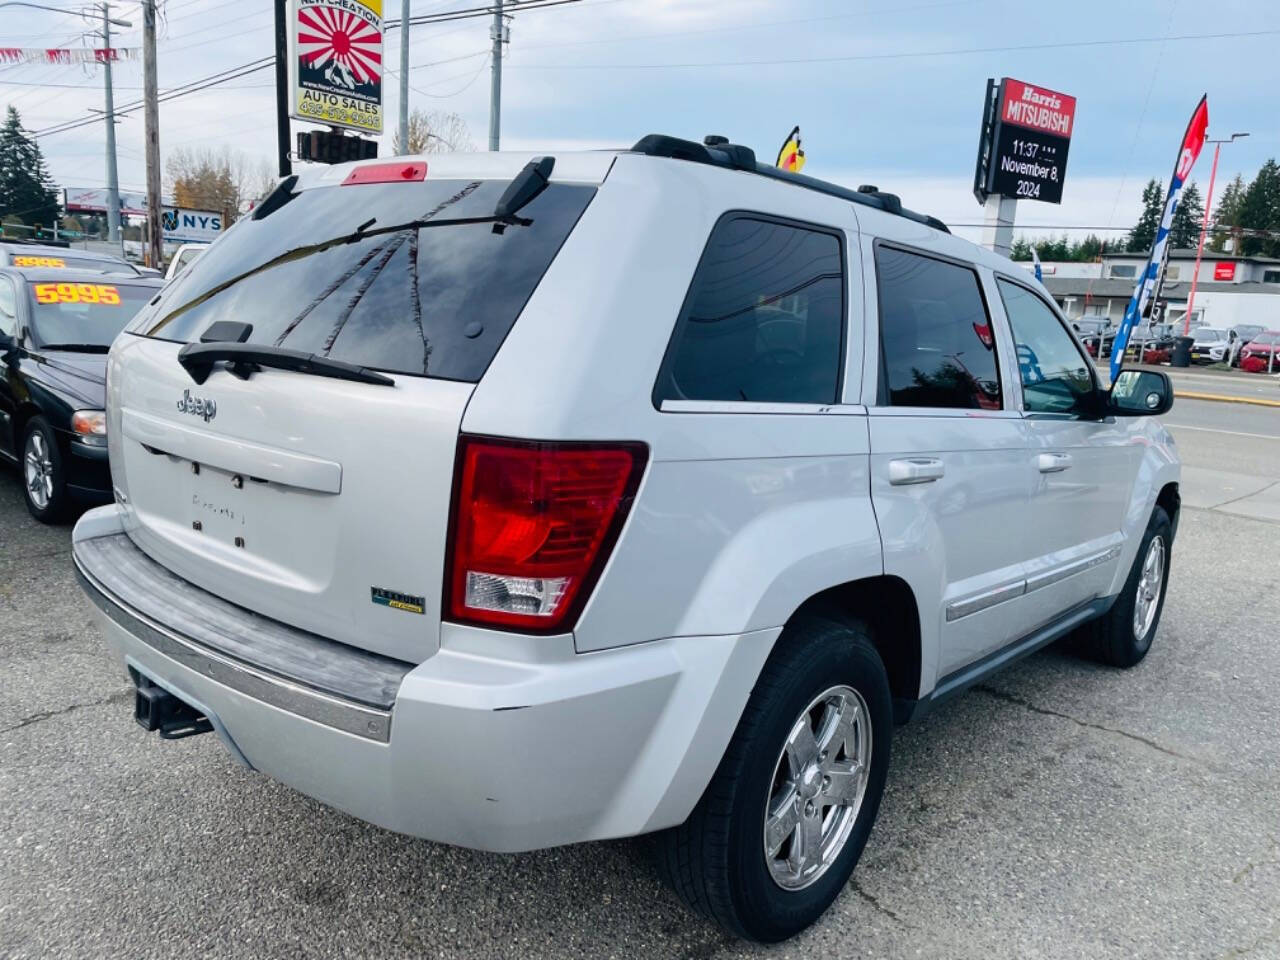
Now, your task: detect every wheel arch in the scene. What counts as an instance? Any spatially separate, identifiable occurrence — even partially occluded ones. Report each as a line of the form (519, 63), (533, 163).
(786, 574), (923, 721)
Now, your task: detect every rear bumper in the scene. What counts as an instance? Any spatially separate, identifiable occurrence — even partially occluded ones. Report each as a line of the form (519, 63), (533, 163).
(73, 505), (775, 852)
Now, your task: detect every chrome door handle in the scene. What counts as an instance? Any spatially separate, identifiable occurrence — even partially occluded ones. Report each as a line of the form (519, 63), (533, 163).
(1037, 452), (1072, 473)
(888, 457), (945, 485)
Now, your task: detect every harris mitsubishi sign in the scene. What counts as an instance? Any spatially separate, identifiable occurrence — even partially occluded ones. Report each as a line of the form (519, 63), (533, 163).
(974, 78), (1076, 205)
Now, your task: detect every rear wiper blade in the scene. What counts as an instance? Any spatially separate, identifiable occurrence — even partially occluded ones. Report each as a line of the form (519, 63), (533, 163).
(39, 343), (111, 353)
(177, 342), (395, 387)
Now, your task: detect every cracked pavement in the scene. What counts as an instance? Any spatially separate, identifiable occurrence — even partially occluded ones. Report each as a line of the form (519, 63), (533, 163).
(2, 404), (1279, 959)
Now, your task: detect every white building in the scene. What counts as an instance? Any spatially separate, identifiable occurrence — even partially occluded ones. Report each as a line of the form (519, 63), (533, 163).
(1033, 249), (1280, 331)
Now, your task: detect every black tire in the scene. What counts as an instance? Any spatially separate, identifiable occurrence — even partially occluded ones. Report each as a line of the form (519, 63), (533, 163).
(20, 416), (68, 524)
(1085, 506), (1172, 668)
(652, 618), (893, 942)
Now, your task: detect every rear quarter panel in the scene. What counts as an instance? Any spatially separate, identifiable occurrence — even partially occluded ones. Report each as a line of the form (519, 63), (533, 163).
(462, 156), (884, 652)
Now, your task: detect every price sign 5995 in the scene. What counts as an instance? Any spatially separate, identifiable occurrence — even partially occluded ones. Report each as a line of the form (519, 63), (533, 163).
(33, 282), (121, 305)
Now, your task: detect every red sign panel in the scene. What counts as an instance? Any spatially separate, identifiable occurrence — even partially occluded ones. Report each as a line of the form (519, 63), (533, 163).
(1000, 78), (1077, 138)
(1214, 261), (1236, 281)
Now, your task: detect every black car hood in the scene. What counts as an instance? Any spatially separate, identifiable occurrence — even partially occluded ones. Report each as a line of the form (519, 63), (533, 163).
(21, 350), (107, 410)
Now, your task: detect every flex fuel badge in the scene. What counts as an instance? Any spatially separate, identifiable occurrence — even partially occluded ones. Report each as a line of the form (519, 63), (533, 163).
(371, 586), (425, 615)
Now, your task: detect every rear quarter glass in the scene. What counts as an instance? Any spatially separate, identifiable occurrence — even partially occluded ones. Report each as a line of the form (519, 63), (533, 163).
(135, 179), (596, 382)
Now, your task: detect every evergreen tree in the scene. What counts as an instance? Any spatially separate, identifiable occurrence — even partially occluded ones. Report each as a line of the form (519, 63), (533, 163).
(1239, 159), (1280, 258)
(1072, 233), (1105, 261)
(1209, 174), (1247, 252)
(1008, 236), (1032, 261)
(1126, 179), (1164, 252)
(1169, 181), (1204, 250)
(0, 106), (60, 230)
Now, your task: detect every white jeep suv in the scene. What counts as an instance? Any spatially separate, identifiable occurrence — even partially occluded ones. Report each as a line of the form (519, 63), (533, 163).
(72, 137), (1181, 942)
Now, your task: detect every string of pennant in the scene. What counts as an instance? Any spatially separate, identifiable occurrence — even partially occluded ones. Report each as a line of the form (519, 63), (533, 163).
(0, 47), (139, 65)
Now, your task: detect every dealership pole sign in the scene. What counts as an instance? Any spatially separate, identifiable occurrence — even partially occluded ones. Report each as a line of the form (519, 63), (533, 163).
(289, 0), (383, 135)
(974, 78), (1076, 205)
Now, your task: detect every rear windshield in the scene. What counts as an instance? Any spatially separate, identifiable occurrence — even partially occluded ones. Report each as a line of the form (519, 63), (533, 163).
(8, 251), (138, 274)
(137, 178), (595, 381)
(27, 280), (157, 350)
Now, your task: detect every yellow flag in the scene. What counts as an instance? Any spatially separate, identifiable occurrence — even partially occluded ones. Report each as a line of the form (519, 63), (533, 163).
(776, 126), (805, 173)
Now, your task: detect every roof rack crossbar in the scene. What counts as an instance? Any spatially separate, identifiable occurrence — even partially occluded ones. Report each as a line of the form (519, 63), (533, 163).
(629, 134), (949, 234)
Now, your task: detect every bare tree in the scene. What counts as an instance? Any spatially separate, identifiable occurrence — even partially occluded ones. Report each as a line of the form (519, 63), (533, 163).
(164, 147), (278, 225)
(392, 110), (474, 155)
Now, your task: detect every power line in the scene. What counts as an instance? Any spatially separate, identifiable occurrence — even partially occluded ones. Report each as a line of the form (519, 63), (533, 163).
(505, 26), (1280, 70)
(28, 0), (587, 138)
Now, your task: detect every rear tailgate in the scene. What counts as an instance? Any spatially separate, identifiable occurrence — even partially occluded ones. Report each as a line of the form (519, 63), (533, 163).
(107, 155), (607, 663)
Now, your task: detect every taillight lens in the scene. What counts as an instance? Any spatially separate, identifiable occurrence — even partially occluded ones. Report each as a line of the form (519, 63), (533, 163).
(446, 436), (647, 633)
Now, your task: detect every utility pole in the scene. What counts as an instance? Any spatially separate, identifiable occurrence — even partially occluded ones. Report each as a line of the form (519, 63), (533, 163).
(488, 0), (505, 151)
(398, 0), (409, 154)
(101, 3), (121, 245)
(142, 0), (162, 269)
(273, 0), (292, 177)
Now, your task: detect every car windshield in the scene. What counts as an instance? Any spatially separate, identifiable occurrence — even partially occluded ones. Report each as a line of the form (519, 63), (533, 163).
(1076, 321), (1108, 333)
(1251, 331), (1278, 344)
(26, 280), (156, 350)
(1194, 328), (1225, 341)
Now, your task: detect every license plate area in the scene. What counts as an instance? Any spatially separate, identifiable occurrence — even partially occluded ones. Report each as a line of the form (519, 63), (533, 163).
(186, 460), (253, 545)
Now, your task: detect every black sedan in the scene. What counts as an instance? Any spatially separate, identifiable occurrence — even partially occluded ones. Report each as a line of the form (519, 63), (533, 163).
(0, 266), (161, 521)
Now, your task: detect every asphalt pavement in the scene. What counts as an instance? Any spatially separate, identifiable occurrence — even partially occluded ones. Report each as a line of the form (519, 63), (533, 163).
(2, 398), (1279, 960)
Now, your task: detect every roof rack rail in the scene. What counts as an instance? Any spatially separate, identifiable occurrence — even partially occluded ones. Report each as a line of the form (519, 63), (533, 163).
(629, 134), (949, 234)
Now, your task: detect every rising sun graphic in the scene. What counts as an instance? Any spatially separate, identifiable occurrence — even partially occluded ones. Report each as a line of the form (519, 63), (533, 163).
(297, 5), (381, 86)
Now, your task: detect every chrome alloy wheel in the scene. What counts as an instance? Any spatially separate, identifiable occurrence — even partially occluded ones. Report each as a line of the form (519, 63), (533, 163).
(763, 684), (871, 891)
(1133, 535), (1166, 642)
(23, 430), (54, 511)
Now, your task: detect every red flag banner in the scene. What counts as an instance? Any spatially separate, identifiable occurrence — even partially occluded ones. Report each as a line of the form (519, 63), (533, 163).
(0, 48), (138, 64)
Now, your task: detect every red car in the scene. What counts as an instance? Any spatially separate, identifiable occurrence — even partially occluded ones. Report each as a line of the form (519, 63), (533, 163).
(1239, 331), (1280, 373)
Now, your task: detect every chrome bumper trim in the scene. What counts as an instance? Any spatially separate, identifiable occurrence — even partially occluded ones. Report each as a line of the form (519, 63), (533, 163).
(74, 553), (393, 743)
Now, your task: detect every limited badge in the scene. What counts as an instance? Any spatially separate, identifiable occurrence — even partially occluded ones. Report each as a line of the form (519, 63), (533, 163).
(371, 586), (425, 615)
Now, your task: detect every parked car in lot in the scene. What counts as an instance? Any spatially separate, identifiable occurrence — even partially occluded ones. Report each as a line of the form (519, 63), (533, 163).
(1228, 324), (1266, 366)
(1072, 317), (1115, 358)
(164, 242), (208, 282)
(0, 240), (142, 276)
(0, 265), (162, 519)
(1189, 326), (1231, 364)
(70, 138), (1181, 943)
(1238, 330), (1280, 372)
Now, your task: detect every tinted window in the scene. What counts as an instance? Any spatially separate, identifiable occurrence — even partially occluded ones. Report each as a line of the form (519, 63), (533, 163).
(876, 246), (1001, 409)
(997, 279), (1095, 415)
(138, 180), (595, 382)
(657, 216), (844, 404)
(27, 281), (156, 349)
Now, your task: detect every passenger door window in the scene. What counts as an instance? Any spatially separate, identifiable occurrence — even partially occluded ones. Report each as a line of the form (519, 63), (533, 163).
(996, 278), (1096, 416)
(656, 215), (844, 405)
(875, 246), (1001, 409)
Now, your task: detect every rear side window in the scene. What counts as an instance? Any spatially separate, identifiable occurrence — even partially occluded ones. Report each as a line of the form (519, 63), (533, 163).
(655, 215), (844, 405)
(875, 245), (1001, 409)
(138, 179), (595, 382)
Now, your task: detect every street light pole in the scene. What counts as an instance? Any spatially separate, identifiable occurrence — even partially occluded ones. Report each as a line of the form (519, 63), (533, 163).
(101, 3), (122, 245)
(1183, 132), (1249, 337)
(398, 0), (409, 154)
(488, 0), (504, 151)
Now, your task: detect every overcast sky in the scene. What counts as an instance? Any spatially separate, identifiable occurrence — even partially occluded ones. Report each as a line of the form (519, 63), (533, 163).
(3, 0), (1278, 243)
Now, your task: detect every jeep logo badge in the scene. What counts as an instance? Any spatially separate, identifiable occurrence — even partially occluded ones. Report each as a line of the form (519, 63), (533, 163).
(177, 389), (217, 423)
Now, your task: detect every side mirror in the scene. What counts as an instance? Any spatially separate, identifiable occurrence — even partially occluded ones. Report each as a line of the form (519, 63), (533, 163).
(1108, 368), (1173, 417)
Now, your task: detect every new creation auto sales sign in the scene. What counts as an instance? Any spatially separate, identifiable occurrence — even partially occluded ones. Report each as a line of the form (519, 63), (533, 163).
(982, 78), (1076, 205)
(290, 0), (383, 135)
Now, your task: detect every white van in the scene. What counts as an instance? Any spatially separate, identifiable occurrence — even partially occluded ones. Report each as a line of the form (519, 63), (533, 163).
(73, 137), (1181, 941)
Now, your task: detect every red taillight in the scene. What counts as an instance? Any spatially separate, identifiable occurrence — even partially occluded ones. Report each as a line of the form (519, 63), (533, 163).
(341, 161), (427, 186)
(445, 436), (647, 633)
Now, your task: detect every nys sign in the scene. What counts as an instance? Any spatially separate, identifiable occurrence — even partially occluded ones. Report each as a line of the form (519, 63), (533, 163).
(162, 208), (222, 244)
